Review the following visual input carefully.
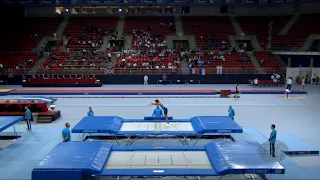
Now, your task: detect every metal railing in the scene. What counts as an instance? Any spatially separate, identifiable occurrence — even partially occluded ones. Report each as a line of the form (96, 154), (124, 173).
(0, 67), (286, 76)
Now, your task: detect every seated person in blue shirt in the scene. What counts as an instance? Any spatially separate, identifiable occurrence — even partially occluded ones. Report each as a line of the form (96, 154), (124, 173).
(87, 107), (94, 116)
(62, 123), (71, 142)
(152, 104), (164, 118)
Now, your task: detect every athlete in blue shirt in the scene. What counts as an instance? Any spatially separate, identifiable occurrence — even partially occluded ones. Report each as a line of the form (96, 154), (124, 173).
(268, 124), (277, 157)
(228, 105), (235, 120)
(152, 105), (164, 117)
(150, 99), (169, 126)
(62, 123), (71, 142)
(87, 107), (94, 116)
(25, 106), (32, 131)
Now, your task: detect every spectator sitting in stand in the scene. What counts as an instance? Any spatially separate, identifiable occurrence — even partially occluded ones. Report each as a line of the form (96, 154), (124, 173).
(238, 49), (245, 55)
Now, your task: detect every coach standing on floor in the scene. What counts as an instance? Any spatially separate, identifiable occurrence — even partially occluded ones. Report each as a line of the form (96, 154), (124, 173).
(269, 124), (277, 158)
(228, 105), (235, 120)
(87, 107), (94, 116)
(25, 106), (32, 131)
(62, 123), (71, 142)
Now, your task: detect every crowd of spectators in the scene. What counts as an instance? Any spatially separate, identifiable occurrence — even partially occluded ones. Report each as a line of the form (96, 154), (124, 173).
(184, 49), (248, 68)
(132, 29), (167, 48)
(40, 49), (112, 70)
(187, 24), (231, 50)
(0, 51), (38, 73)
(116, 49), (179, 72)
(16, 59), (34, 70)
(64, 25), (111, 52)
(38, 24), (117, 71)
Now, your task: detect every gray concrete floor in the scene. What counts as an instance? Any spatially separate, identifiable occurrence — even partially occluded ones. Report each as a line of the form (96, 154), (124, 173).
(0, 84), (319, 180)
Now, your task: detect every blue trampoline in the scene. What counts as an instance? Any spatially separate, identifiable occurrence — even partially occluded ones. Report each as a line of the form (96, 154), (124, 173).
(72, 116), (243, 145)
(0, 96), (56, 104)
(21, 96), (57, 103)
(0, 116), (24, 136)
(32, 141), (285, 180)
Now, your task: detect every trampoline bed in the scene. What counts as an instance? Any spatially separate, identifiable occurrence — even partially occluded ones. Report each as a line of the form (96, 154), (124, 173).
(32, 141), (285, 180)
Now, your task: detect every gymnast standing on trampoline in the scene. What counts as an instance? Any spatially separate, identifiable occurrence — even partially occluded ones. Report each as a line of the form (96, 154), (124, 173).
(149, 99), (169, 126)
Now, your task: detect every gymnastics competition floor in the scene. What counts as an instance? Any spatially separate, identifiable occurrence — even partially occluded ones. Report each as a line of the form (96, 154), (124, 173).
(0, 84), (319, 180)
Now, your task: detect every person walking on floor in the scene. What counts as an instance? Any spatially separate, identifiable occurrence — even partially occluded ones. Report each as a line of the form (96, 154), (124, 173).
(144, 75), (148, 85)
(285, 77), (293, 92)
(228, 105), (235, 120)
(62, 123), (71, 142)
(25, 106), (32, 131)
(311, 74), (316, 84)
(268, 124), (277, 158)
(301, 77), (306, 91)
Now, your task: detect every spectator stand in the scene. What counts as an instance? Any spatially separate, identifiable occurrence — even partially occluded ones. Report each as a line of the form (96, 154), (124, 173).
(181, 16), (234, 50)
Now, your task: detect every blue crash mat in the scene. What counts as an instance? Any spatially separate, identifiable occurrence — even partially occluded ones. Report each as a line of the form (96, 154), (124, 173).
(32, 141), (284, 180)
(0, 116), (24, 132)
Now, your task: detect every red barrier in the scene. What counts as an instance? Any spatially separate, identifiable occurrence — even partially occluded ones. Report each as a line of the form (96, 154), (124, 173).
(28, 78), (97, 85)
(0, 102), (48, 112)
(221, 90), (232, 96)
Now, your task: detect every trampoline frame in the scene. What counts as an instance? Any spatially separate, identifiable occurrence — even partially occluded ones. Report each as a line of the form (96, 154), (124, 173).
(83, 132), (233, 146)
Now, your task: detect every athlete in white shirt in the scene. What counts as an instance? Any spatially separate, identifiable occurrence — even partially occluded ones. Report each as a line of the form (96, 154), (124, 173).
(301, 77), (305, 90)
(144, 75), (148, 85)
(286, 77), (293, 92)
(253, 78), (258, 87)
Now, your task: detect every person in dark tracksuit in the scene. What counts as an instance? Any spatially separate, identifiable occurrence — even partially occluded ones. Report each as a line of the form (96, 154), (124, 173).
(25, 106), (32, 131)
(269, 124), (277, 158)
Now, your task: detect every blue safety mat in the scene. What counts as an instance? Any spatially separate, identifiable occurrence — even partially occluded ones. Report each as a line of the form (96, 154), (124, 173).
(0, 116), (24, 132)
(205, 142), (285, 174)
(22, 96), (57, 102)
(277, 134), (319, 155)
(32, 142), (112, 180)
(191, 116), (243, 133)
(233, 127), (319, 155)
(72, 116), (123, 133)
(32, 142), (285, 179)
